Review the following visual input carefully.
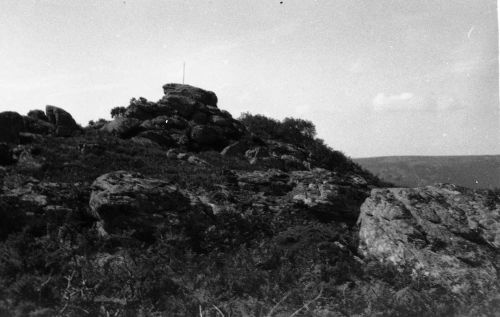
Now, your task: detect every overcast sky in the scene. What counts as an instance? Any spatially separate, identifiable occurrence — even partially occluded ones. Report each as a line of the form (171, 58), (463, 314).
(0, 0), (498, 157)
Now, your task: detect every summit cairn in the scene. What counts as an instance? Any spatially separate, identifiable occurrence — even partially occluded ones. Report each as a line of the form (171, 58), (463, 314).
(102, 83), (245, 151)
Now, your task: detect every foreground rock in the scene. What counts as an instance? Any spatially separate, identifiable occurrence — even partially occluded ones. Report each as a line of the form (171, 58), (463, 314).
(88, 171), (211, 239)
(358, 184), (500, 296)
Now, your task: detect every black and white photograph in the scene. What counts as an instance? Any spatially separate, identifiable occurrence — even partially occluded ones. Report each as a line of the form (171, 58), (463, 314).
(0, 0), (499, 316)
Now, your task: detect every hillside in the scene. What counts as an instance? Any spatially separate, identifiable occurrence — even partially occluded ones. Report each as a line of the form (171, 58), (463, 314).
(355, 155), (500, 189)
(0, 84), (499, 316)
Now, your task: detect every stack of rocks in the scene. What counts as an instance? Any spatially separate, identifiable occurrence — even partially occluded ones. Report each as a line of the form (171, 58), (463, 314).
(101, 83), (246, 151)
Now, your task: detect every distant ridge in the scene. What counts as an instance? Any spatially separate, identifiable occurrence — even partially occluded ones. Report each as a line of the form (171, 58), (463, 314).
(354, 155), (500, 189)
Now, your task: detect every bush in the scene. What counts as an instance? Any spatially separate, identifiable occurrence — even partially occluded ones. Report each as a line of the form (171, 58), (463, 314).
(239, 113), (351, 172)
(110, 106), (127, 118)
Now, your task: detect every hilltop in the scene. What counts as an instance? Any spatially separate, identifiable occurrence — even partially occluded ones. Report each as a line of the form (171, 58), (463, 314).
(0, 84), (499, 316)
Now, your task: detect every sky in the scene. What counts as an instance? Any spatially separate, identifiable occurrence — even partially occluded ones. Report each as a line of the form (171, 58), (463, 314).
(0, 0), (498, 158)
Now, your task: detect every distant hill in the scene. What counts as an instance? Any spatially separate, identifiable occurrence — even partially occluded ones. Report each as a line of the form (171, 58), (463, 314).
(354, 155), (500, 189)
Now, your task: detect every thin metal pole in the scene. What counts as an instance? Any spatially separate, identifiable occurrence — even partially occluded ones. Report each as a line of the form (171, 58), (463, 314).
(182, 62), (185, 84)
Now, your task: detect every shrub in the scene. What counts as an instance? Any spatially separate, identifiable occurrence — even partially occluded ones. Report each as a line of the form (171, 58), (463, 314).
(238, 113), (352, 172)
(110, 106), (127, 118)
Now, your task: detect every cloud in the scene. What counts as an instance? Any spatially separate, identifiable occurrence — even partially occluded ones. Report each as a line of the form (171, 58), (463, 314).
(372, 92), (417, 111)
(372, 92), (463, 112)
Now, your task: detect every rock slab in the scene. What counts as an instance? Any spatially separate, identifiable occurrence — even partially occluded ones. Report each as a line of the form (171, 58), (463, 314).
(358, 184), (500, 296)
(88, 171), (191, 236)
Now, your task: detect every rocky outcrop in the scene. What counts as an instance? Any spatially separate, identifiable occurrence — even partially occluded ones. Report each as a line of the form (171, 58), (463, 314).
(162, 83), (218, 107)
(0, 111), (24, 143)
(358, 184), (500, 296)
(106, 84), (246, 150)
(22, 116), (55, 135)
(222, 138), (312, 171)
(45, 106), (79, 137)
(88, 171), (211, 239)
(236, 169), (293, 196)
(27, 109), (49, 122)
(290, 169), (371, 223)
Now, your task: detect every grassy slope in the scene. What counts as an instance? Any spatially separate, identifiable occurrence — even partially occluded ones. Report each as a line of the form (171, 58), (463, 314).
(0, 130), (498, 316)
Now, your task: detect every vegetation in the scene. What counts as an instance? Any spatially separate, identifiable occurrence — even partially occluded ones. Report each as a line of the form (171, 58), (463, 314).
(238, 113), (389, 185)
(0, 114), (495, 316)
(110, 107), (127, 118)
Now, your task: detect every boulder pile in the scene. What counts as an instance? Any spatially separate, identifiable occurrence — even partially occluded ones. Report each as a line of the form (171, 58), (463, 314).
(102, 83), (246, 151)
(0, 105), (80, 144)
(0, 106), (80, 166)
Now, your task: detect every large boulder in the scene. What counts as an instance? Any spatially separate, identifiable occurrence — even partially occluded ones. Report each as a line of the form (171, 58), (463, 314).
(0, 111), (24, 143)
(358, 184), (500, 296)
(22, 116), (55, 135)
(88, 171), (205, 239)
(124, 98), (173, 120)
(45, 106), (79, 137)
(101, 117), (142, 138)
(27, 109), (49, 122)
(162, 83), (218, 107)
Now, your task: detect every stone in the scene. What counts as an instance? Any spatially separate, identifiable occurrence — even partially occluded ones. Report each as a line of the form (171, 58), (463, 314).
(237, 169), (293, 196)
(221, 138), (259, 157)
(290, 169), (370, 223)
(160, 95), (198, 118)
(16, 149), (45, 172)
(0, 111), (24, 143)
(22, 116), (55, 135)
(122, 97), (176, 121)
(162, 83), (218, 107)
(88, 171), (191, 236)
(358, 184), (500, 296)
(19, 132), (44, 145)
(245, 146), (270, 161)
(101, 117), (142, 138)
(136, 130), (176, 147)
(27, 109), (49, 122)
(187, 155), (210, 166)
(190, 125), (220, 148)
(165, 115), (189, 130)
(130, 136), (157, 146)
(45, 106), (79, 137)
(267, 140), (309, 162)
(281, 154), (307, 171)
(191, 111), (209, 124)
(139, 115), (170, 130)
(0, 143), (14, 165)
